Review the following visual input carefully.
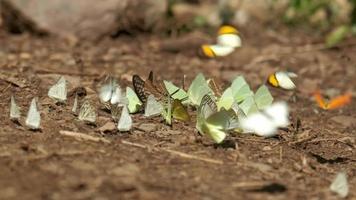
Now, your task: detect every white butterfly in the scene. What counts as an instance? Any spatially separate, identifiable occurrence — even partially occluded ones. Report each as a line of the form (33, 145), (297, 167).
(111, 87), (129, 106)
(25, 98), (41, 129)
(240, 102), (289, 137)
(217, 34), (241, 48)
(72, 94), (78, 113)
(216, 25), (242, 48)
(99, 77), (118, 103)
(330, 172), (348, 198)
(48, 76), (67, 102)
(201, 44), (235, 58)
(78, 100), (96, 123)
(117, 105), (132, 132)
(144, 95), (163, 117)
(268, 71), (297, 90)
(10, 95), (21, 120)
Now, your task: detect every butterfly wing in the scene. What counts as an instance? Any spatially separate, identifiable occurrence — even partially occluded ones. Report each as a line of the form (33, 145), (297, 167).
(25, 98), (41, 129)
(263, 101), (289, 128)
(78, 100), (96, 123)
(99, 77), (115, 103)
(144, 95), (163, 117)
(275, 71), (296, 90)
(231, 76), (253, 103)
(163, 80), (188, 102)
(217, 87), (234, 110)
(196, 94), (218, 135)
(254, 85), (273, 110)
(48, 76), (67, 102)
(126, 87), (142, 113)
(132, 75), (147, 104)
(326, 93), (351, 110)
(240, 112), (277, 137)
(188, 73), (212, 106)
(72, 94), (78, 113)
(10, 95), (21, 120)
(172, 99), (190, 122)
(239, 96), (258, 116)
(118, 105), (132, 132)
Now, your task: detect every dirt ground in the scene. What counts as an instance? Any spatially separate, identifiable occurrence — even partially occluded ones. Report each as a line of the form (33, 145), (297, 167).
(0, 24), (355, 200)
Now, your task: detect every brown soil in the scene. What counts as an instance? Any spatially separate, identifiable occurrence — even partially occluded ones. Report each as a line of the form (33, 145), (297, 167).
(0, 26), (355, 200)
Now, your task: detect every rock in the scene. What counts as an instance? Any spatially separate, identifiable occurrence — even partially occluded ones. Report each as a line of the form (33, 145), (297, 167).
(98, 121), (116, 133)
(137, 123), (157, 133)
(330, 116), (356, 127)
(0, 0), (167, 40)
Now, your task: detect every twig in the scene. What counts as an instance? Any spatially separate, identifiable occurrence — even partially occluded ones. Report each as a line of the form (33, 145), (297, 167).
(0, 74), (26, 88)
(121, 140), (223, 165)
(59, 130), (110, 144)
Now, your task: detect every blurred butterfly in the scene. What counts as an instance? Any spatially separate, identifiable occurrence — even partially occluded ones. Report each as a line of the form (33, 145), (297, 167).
(48, 76), (67, 102)
(187, 73), (213, 106)
(200, 44), (235, 58)
(217, 25), (242, 48)
(196, 94), (232, 143)
(330, 172), (349, 198)
(240, 101), (289, 137)
(72, 94), (78, 113)
(99, 76), (118, 104)
(117, 105), (132, 132)
(313, 90), (351, 110)
(268, 71), (297, 90)
(25, 98), (41, 130)
(10, 95), (21, 121)
(238, 85), (273, 116)
(78, 100), (96, 123)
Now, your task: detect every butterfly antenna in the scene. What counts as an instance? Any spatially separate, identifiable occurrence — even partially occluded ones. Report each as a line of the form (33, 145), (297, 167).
(148, 71), (154, 83)
(182, 75), (186, 91)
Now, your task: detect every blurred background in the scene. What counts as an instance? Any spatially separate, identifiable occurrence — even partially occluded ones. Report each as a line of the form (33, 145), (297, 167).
(1, 0), (355, 46)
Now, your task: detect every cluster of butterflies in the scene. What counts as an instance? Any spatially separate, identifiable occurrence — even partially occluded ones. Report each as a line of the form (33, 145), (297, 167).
(200, 25), (242, 58)
(9, 70), (302, 143)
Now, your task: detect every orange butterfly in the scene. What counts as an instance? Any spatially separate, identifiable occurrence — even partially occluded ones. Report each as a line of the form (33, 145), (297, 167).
(313, 90), (352, 110)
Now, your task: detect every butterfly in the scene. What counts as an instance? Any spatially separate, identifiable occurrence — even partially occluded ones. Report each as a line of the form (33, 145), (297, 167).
(163, 80), (189, 103)
(72, 93), (78, 113)
(330, 172), (349, 198)
(230, 76), (253, 103)
(10, 95), (21, 121)
(144, 94), (164, 117)
(48, 76), (67, 102)
(187, 73), (213, 106)
(110, 87), (128, 106)
(133, 72), (189, 124)
(161, 97), (191, 125)
(25, 98), (41, 130)
(268, 71), (297, 90)
(78, 100), (97, 123)
(240, 101), (289, 137)
(217, 25), (242, 48)
(132, 71), (166, 104)
(117, 105), (132, 132)
(200, 44), (235, 58)
(99, 76), (118, 104)
(313, 90), (351, 110)
(126, 87), (142, 113)
(196, 94), (233, 143)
